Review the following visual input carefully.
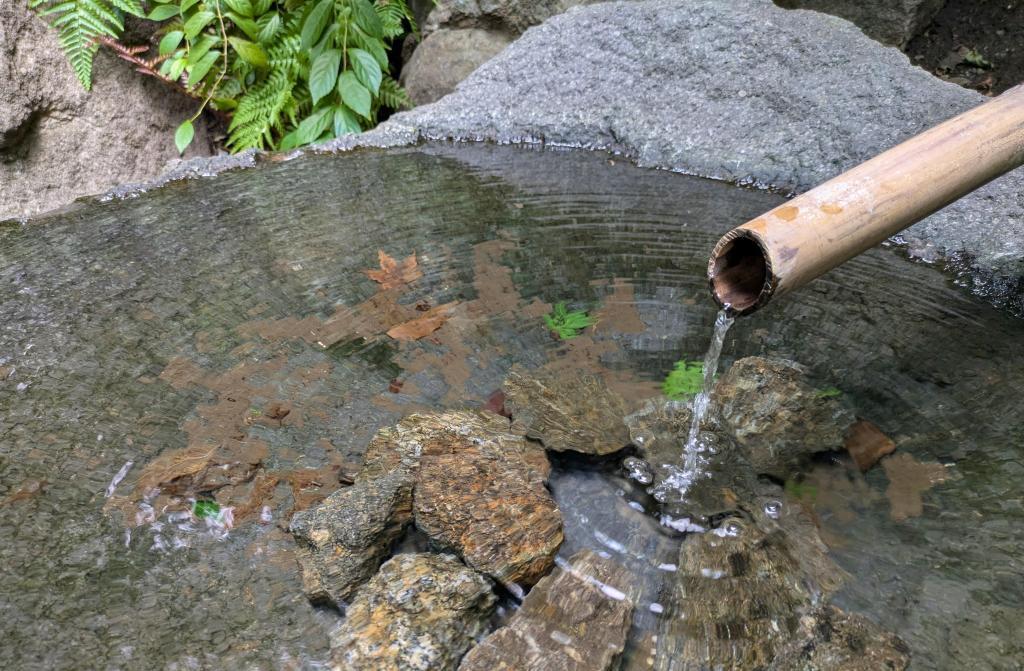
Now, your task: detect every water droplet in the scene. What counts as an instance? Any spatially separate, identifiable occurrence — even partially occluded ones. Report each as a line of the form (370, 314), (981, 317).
(764, 500), (782, 519)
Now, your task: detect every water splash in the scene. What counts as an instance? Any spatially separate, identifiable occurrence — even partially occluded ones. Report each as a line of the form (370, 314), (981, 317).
(653, 308), (734, 503)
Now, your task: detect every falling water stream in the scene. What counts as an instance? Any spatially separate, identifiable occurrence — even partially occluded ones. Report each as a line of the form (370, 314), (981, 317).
(652, 308), (735, 504)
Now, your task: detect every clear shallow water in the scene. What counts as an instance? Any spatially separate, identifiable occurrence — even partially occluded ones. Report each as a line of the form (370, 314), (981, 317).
(1, 144), (1022, 669)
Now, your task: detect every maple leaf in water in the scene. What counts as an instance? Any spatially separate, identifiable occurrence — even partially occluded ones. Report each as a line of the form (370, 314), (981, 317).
(365, 250), (423, 289)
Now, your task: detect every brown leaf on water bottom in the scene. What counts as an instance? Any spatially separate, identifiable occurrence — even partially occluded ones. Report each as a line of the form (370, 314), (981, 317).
(844, 419), (896, 472)
(386, 302), (459, 341)
(364, 250), (423, 289)
(882, 453), (949, 521)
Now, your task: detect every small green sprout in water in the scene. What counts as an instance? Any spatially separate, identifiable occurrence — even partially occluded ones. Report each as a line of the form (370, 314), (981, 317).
(193, 500), (221, 520)
(784, 479), (818, 503)
(815, 387), (842, 398)
(662, 359), (705, 399)
(544, 303), (596, 339)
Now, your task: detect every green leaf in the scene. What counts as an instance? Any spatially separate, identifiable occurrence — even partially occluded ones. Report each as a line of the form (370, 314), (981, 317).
(349, 47), (381, 94)
(147, 4), (179, 21)
(228, 37), (268, 68)
(183, 10), (215, 40)
(295, 107), (332, 145)
(180, 0), (200, 12)
(543, 302), (596, 339)
(158, 30), (184, 56)
(187, 33), (220, 64)
(186, 50), (220, 86)
(174, 119), (195, 154)
(815, 387), (842, 398)
(337, 71), (371, 119)
(351, 0), (382, 38)
(361, 38), (389, 69)
(301, 0), (333, 50)
(192, 498), (220, 519)
(662, 359), (704, 399)
(278, 129), (301, 151)
(252, 0), (272, 15)
(256, 12), (281, 42)
(111, 0), (144, 16)
(168, 56), (187, 81)
(223, 0), (253, 17)
(309, 49), (341, 105)
(333, 104), (362, 136)
(226, 12), (261, 40)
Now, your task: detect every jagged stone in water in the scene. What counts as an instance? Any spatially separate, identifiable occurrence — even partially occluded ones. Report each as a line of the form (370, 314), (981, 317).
(502, 365), (631, 455)
(770, 605), (910, 670)
(459, 549), (638, 671)
(330, 552), (496, 670)
(413, 411), (562, 587)
(713, 357), (855, 480)
(289, 468), (413, 608)
(654, 489), (849, 671)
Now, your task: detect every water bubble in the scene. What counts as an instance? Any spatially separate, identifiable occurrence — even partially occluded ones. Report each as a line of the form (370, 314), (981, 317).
(622, 456), (654, 485)
(764, 500), (782, 519)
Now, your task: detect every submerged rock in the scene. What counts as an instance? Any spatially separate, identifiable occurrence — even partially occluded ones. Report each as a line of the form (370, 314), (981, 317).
(459, 550), (638, 671)
(503, 365), (631, 455)
(770, 605), (911, 670)
(655, 489), (848, 670)
(289, 468), (413, 607)
(414, 413), (562, 587)
(330, 552), (496, 671)
(713, 357), (854, 480)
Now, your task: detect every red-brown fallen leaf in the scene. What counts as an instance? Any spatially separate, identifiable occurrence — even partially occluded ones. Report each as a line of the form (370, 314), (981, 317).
(844, 419), (896, 472)
(364, 250), (423, 289)
(386, 302), (458, 341)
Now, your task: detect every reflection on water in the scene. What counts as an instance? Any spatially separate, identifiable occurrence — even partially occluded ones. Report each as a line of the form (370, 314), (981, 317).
(1, 144), (1022, 669)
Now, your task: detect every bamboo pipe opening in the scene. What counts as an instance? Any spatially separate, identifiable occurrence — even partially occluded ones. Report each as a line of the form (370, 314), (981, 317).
(708, 230), (774, 315)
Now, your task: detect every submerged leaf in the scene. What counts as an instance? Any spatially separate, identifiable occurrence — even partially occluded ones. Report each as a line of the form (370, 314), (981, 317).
(543, 302), (596, 339)
(662, 359), (703, 399)
(386, 302), (459, 341)
(364, 250), (422, 289)
(193, 499), (221, 519)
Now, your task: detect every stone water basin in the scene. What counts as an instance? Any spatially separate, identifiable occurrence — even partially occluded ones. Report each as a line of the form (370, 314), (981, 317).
(1, 144), (1022, 670)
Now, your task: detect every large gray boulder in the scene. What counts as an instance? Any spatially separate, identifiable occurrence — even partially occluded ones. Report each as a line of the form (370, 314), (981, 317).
(775, 0), (945, 47)
(0, 4), (214, 220)
(401, 28), (513, 105)
(385, 0), (1024, 313)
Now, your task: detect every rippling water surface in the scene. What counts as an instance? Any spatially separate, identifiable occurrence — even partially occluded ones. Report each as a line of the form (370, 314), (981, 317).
(1, 144), (1022, 669)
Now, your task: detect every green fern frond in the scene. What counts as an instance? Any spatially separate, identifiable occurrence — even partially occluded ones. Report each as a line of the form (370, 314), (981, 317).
(30, 0), (141, 90)
(227, 33), (303, 150)
(378, 74), (411, 110)
(375, 0), (413, 38)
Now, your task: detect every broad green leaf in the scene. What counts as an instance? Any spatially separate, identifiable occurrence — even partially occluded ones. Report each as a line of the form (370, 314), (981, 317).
(252, 0), (272, 15)
(256, 12), (281, 42)
(333, 105), (362, 136)
(337, 71), (371, 119)
(147, 4), (179, 21)
(278, 129), (300, 151)
(212, 97), (238, 111)
(362, 38), (388, 68)
(187, 33), (220, 64)
(223, 0), (253, 18)
(350, 0), (382, 38)
(295, 107), (332, 145)
(187, 50), (220, 86)
(300, 0), (333, 50)
(348, 47), (381, 94)
(180, 0), (201, 11)
(175, 119), (195, 154)
(192, 498), (220, 519)
(158, 30), (184, 56)
(168, 56), (187, 81)
(228, 37), (268, 68)
(226, 12), (261, 40)
(183, 10), (215, 40)
(309, 49), (341, 105)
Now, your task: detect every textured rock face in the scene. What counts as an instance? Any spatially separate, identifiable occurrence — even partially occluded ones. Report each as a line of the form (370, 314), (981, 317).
(774, 0), (945, 47)
(289, 468), (413, 607)
(503, 366), (631, 455)
(413, 415), (562, 587)
(0, 4), (213, 220)
(713, 357), (854, 479)
(459, 550), (637, 671)
(401, 28), (513, 105)
(422, 0), (606, 35)
(387, 0), (1024, 312)
(770, 605), (911, 670)
(330, 552), (496, 670)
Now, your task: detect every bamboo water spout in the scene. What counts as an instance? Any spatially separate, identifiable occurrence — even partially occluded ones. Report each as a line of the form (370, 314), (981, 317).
(708, 83), (1024, 315)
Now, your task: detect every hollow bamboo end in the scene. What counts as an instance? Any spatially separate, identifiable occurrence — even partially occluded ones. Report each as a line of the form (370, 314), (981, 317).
(707, 229), (775, 315)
